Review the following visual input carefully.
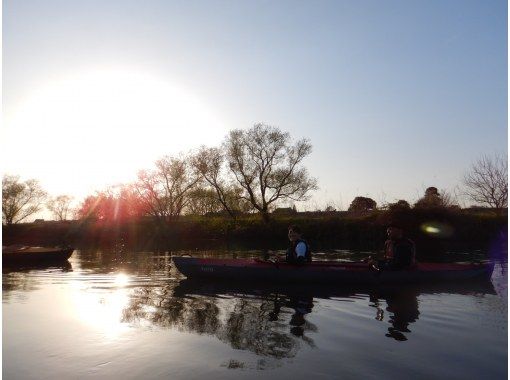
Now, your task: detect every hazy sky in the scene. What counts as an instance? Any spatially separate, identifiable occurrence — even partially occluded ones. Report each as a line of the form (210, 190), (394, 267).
(3, 0), (507, 212)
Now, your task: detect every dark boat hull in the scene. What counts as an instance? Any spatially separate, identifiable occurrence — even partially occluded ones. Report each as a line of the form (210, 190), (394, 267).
(172, 257), (494, 284)
(3, 247), (74, 264)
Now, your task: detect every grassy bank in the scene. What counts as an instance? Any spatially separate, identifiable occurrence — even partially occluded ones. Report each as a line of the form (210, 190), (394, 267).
(3, 209), (507, 260)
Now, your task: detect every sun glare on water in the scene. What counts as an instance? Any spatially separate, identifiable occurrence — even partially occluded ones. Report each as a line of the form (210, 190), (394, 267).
(114, 272), (130, 287)
(67, 272), (134, 340)
(70, 283), (131, 340)
(3, 68), (226, 197)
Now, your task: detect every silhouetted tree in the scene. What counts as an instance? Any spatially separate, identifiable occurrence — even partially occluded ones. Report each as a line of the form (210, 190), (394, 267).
(76, 195), (100, 220)
(348, 196), (377, 212)
(224, 123), (318, 222)
(414, 187), (456, 209)
(2, 175), (47, 225)
(191, 146), (251, 218)
(134, 155), (201, 223)
(185, 187), (223, 215)
(76, 186), (148, 222)
(46, 195), (73, 221)
(388, 199), (411, 211)
(463, 154), (508, 213)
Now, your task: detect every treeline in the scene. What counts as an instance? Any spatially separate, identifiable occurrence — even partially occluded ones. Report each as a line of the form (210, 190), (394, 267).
(3, 124), (318, 225)
(2, 123), (507, 258)
(3, 207), (507, 261)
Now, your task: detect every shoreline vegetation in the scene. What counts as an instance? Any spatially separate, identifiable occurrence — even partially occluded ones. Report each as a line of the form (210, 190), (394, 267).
(3, 126), (507, 262)
(3, 208), (507, 261)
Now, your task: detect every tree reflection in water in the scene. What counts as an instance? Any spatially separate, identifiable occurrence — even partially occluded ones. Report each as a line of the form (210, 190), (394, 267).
(120, 277), (497, 365)
(3, 248), (500, 372)
(121, 280), (318, 364)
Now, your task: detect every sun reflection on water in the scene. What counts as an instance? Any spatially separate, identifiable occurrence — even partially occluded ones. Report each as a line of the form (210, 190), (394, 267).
(70, 273), (132, 340)
(114, 273), (130, 287)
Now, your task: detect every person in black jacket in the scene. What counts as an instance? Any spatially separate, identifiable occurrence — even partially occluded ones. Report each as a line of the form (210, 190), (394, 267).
(377, 225), (416, 270)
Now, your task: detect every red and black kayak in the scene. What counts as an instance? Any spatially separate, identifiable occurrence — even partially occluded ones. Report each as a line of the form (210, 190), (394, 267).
(172, 257), (494, 284)
(2, 246), (74, 264)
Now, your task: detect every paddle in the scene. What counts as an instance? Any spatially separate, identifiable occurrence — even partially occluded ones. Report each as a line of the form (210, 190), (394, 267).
(255, 254), (281, 268)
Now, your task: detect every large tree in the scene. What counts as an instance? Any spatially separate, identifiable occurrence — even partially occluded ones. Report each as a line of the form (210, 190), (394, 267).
(134, 155), (201, 223)
(463, 154), (508, 213)
(414, 187), (457, 209)
(224, 123), (317, 222)
(2, 175), (47, 225)
(47, 195), (73, 221)
(348, 196), (377, 212)
(192, 146), (252, 218)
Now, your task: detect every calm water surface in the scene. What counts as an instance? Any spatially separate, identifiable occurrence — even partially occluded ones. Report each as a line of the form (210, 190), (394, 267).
(3, 249), (507, 379)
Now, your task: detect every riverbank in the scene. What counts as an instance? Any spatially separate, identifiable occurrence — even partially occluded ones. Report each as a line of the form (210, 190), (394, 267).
(3, 209), (507, 260)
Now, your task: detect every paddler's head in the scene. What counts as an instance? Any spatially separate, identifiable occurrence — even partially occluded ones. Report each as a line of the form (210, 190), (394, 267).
(387, 223), (404, 240)
(288, 225), (302, 242)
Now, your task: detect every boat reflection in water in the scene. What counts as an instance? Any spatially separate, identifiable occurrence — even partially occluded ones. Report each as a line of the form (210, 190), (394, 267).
(3, 260), (73, 273)
(120, 277), (496, 364)
(2, 261), (73, 299)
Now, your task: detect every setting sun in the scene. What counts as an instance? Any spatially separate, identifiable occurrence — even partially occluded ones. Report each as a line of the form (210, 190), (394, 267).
(3, 68), (227, 198)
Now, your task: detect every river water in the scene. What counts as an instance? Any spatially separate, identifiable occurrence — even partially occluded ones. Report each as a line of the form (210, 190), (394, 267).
(3, 249), (507, 379)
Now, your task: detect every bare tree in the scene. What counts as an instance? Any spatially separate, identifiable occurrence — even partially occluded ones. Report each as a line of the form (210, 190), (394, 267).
(192, 146), (254, 218)
(2, 175), (47, 225)
(192, 146), (239, 218)
(463, 154), (508, 213)
(185, 187), (223, 215)
(134, 155), (201, 223)
(47, 195), (73, 221)
(224, 124), (318, 222)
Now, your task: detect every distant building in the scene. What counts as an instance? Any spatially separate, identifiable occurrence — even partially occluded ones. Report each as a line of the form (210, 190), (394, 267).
(272, 207), (297, 215)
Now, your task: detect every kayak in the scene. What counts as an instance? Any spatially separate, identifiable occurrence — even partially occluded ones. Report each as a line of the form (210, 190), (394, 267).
(172, 257), (495, 284)
(2, 246), (74, 264)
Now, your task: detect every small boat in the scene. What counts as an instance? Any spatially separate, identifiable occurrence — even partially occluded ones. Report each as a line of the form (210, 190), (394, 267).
(172, 257), (494, 284)
(2, 246), (74, 264)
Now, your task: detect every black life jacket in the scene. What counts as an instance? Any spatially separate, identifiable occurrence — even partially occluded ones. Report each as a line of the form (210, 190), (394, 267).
(389, 238), (416, 269)
(286, 239), (311, 264)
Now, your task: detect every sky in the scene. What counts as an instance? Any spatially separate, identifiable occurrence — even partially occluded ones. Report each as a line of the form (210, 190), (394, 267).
(2, 0), (508, 215)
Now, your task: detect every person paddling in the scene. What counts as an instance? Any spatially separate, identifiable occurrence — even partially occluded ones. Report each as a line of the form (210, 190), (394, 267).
(286, 225), (312, 265)
(373, 224), (416, 271)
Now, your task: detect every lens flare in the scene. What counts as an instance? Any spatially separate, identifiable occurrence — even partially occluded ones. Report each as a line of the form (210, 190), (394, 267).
(424, 226), (441, 234)
(420, 222), (454, 238)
